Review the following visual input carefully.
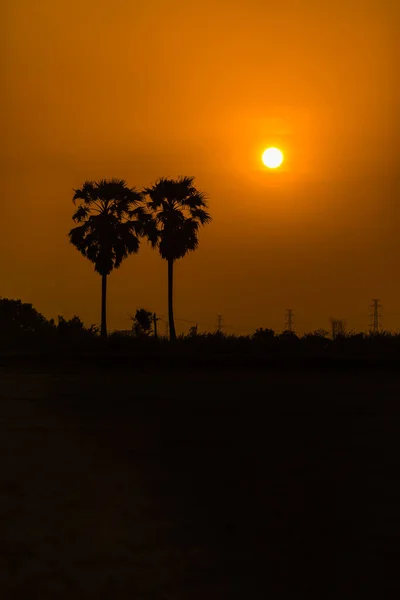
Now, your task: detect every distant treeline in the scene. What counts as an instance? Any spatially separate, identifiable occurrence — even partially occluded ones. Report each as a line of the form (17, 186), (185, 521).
(1, 299), (400, 363)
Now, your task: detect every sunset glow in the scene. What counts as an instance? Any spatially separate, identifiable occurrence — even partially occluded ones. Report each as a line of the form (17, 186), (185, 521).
(2, 0), (397, 334)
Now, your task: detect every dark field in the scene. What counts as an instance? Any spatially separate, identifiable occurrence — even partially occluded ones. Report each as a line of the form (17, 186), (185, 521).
(1, 365), (400, 598)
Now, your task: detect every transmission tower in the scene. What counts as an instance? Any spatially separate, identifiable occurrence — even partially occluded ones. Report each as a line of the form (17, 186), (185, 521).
(369, 299), (383, 333)
(216, 314), (223, 333)
(330, 317), (346, 339)
(285, 309), (294, 332)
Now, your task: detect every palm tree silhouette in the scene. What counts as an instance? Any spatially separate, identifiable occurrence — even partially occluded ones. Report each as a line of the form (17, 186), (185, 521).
(144, 176), (211, 340)
(69, 179), (153, 337)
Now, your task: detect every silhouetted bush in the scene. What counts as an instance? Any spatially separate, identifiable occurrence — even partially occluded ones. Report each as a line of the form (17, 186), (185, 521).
(57, 315), (99, 338)
(0, 298), (55, 336)
(252, 328), (275, 340)
(131, 309), (153, 337)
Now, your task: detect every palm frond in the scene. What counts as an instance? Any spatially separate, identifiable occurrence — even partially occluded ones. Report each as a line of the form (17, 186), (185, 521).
(146, 199), (163, 212)
(96, 179), (127, 200)
(181, 190), (208, 208)
(144, 176), (211, 261)
(68, 224), (89, 254)
(129, 189), (144, 204)
(189, 207), (212, 224)
(72, 204), (90, 223)
(176, 175), (195, 188)
(128, 205), (147, 220)
(69, 178), (151, 275)
(73, 181), (96, 204)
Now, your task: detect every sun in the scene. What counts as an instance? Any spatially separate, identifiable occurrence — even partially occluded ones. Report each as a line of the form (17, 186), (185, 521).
(262, 147), (284, 169)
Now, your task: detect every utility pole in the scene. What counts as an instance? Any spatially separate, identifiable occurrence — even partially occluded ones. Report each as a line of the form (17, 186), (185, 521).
(153, 313), (159, 339)
(216, 314), (223, 333)
(369, 299), (383, 333)
(285, 309), (294, 333)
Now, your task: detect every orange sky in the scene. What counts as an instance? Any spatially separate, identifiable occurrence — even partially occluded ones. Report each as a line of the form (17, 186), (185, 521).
(2, 0), (399, 334)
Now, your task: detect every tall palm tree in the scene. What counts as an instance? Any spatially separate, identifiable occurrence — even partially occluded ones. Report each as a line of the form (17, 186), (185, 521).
(144, 176), (211, 341)
(69, 179), (153, 337)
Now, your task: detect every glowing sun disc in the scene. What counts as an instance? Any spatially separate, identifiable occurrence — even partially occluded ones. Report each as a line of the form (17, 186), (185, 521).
(262, 147), (284, 169)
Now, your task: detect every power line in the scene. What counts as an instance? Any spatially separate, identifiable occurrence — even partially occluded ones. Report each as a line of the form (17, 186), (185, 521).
(177, 316), (254, 332)
(223, 324), (252, 332)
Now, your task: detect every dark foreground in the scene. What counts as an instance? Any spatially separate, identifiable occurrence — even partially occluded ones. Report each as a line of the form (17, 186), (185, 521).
(1, 365), (400, 598)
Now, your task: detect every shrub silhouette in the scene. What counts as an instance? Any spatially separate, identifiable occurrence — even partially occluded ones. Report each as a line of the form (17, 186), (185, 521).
(0, 298), (54, 335)
(131, 309), (153, 337)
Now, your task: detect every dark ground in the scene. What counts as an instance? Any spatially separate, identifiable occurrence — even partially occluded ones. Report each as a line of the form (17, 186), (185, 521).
(1, 364), (400, 598)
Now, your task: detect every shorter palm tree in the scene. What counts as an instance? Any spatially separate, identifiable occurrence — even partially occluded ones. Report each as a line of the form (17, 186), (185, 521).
(69, 179), (152, 337)
(144, 176), (211, 340)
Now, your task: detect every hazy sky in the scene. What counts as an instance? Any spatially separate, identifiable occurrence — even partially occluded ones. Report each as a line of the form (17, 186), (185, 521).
(2, 0), (399, 334)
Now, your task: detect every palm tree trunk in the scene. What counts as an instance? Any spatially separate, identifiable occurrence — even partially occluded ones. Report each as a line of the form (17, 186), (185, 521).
(101, 273), (107, 338)
(167, 259), (176, 341)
